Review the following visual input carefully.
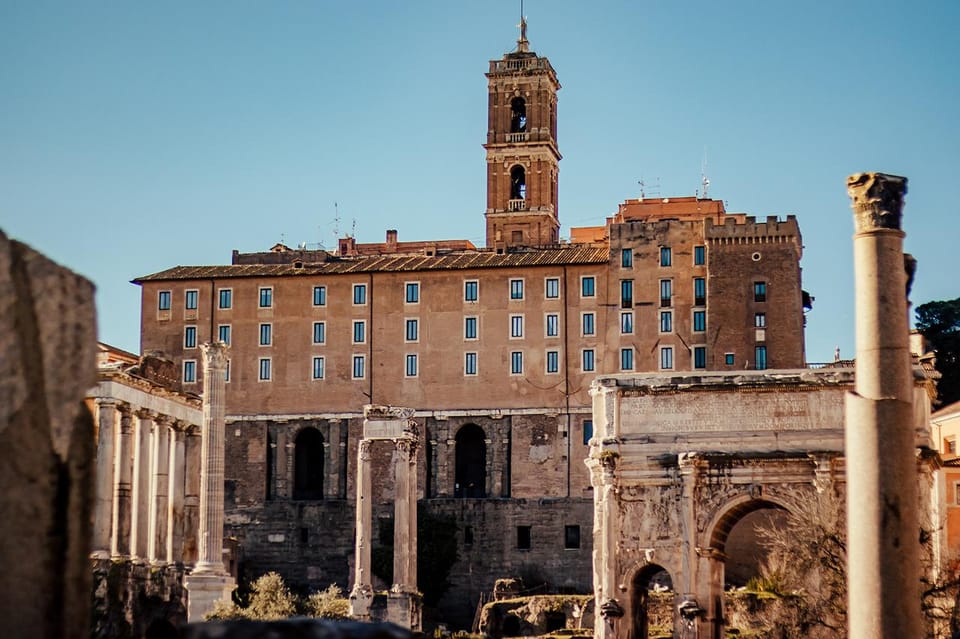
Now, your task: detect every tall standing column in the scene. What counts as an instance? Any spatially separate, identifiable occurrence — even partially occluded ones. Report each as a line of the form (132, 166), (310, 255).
(148, 416), (171, 564)
(92, 399), (118, 558)
(845, 172), (920, 638)
(130, 410), (154, 562)
(182, 428), (201, 565)
(111, 405), (134, 558)
(167, 426), (186, 562)
(393, 439), (413, 591)
(184, 341), (235, 621)
(349, 439), (374, 620)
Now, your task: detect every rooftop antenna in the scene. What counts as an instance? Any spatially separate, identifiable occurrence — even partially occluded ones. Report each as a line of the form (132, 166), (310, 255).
(280, 232), (286, 247)
(701, 147), (710, 199)
(332, 201), (341, 240)
(638, 177), (646, 199)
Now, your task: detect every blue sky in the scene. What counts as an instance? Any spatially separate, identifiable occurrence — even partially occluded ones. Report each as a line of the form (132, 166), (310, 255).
(2, 1), (957, 361)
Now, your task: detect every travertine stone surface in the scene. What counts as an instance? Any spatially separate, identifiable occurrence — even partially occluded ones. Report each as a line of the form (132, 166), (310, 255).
(846, 172), (907, 233)
(0, 231), (96, 639)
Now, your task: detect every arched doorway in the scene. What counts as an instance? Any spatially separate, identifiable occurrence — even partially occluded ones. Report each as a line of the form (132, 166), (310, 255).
(293, 427), (324, 500)
(631, 563), (673, 639)
(724, 508), (789, 587)
(454, 424), (486, 498)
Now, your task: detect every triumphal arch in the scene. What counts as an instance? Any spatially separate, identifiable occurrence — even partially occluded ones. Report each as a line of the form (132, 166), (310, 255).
(587, 367), (937, 639)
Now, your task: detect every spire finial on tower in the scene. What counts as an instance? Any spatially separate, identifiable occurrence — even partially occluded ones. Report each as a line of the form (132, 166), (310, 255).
(516, 1), (529, 52)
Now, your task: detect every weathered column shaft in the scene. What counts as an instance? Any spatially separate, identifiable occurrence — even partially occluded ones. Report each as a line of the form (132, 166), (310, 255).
(111, 406), (134, 557)
(130, 411), (153, 561)
(148, 418), (171, 564)
(92, 399), (118, 557)
(845, 172), (920, 639)
(167, 427), (186, 562)
(393, 441), (411, 590)
(183, 430), (201, 565)
(353, 439), (373, 593)
(195, 342), (229, 573)
(407, 448), (418, 589)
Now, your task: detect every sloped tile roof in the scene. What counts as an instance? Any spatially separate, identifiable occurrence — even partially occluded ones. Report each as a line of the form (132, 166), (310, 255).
(133, 247), (610, 283)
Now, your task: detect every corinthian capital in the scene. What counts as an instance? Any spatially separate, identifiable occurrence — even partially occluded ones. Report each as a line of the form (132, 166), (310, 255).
(200, 341), (230, 370)
(846, 172), (907, 233)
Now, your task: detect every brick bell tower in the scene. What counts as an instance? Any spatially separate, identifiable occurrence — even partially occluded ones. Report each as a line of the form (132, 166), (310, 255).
(484, 18), (561, 250)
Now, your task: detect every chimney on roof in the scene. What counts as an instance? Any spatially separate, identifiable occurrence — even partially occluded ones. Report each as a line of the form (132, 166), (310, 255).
(386, 229), (398, 246)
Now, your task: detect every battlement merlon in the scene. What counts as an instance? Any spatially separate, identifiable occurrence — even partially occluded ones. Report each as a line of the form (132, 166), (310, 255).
(704, 214), (802, 245)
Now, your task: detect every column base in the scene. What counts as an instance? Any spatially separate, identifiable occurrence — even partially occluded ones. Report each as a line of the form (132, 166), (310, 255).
(349, 584), (374, 621)
(386, 590), (422, 631)
(184, 571), (235, 622)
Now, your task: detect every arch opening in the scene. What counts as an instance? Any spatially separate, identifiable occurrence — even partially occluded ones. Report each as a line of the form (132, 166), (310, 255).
(293, 427), (324, 500)
(631, 563), (673, 639)
(454, 424), (486, 498)
(510, 165), (526, 201)
(510, 97), (527, 133)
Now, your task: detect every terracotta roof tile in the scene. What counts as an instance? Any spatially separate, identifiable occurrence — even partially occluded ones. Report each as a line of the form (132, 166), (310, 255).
(133, 247), (610, 283)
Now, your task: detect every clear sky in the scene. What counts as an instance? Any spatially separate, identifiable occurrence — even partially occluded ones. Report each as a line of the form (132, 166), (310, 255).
(2, 1), (957, 361)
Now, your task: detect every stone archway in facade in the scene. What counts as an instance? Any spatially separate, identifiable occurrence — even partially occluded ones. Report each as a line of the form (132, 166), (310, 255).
(629, 563), (673, 639)
(293, 427), (324, 500)
(454, 423), (487, 498)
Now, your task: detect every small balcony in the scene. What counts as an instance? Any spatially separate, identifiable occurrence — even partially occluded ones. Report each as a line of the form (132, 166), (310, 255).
(508, 199), (527, 212)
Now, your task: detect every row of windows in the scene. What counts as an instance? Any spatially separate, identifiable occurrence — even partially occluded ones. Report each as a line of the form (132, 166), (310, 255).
(187, 307), (733, 350)
(182, 345), (718, 384)
(619, 245), (707, 269)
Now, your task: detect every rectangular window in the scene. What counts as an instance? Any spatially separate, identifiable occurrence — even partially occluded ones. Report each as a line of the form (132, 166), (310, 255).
(405, 318), (419, 342)
(546, 313), (559, 337)
(510, 279), (524, 300)
(259, 323), (272, 346)
(725, 352), (735, 366)
(464, 352), (478, 376)
(621, 248), (633, 268)
(582, 349), (595, 372)
(510, 351), (523, 375)
(510, 315), (524, 338)
(754, 281), (767, 302)
(405, 354), (418, 377)
(183, 360), (196, 383)
(582, 420), (593, 445)
(582, 313), (595, 336)
(621, 348), (634, 371)
(660, 346), (674, 370)
(464, 316), (478, 340)
(755, 312), (766, 328)
(693, 310), (706, 332)
(621, 311), (633, 334)
(353, 284), (367, 305)
(353, 320), (365, 344)
(694, 245), (706, 265)
(218, 324), (231, 345)
(158, 290), (171, 311)
(621, 279), (633, 308)
(546, 350), (559, 374)
(755, 345), (768, 370)
(517, 526), (532, 550)
(218, 288), (232, 309)
(694, 277), (706, 306)
(694, 346), (707, 369)
(565, 525), (581, 549)
(259, 357), (271, 381)
(313, 286), (326, 307)
(184, 326), (197, 348)
(312, 356), (325, 380)
(660, 279), (672, 307)
(545, 277), (560, 299)
(352, 355), (365, 379)
(259, 287), (272, 308)
(464, 280), (478, 302)
(660, 311), (672, 333)
(581, 276), (595, 298)
(955, 482), (960, 505)
(405, 282), (419, 304)
(313, 322), (326, 344)
(185, 289), (199, 310)
(660, 247), (672, 267)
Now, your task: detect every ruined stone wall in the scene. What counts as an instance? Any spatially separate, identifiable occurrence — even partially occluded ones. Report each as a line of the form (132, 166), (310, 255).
(91, 559), (187, 639)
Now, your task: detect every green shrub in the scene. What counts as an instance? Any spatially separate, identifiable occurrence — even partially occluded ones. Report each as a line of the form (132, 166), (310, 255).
(306, 584), (351, 619)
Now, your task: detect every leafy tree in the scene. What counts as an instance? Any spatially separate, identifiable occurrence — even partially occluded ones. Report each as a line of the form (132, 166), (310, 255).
(244, 572), (299, 620)
(916, 297), (960, 406)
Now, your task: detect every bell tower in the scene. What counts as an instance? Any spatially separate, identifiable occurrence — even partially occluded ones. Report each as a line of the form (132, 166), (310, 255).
(484, 19), (561, 249)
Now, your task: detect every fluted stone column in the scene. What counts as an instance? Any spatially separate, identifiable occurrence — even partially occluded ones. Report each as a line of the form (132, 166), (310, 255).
(349, 438), (374, 620)
(393, 439), (414, 592)
(183, 428), (201, 566)
(148, 415), (171, 564)
(845, 172), (920, 639)
(596, 453), (623, 639)
(92, 398), (118, 558)
(111, 404), (134, 558)
(167, 426), (186, 562)
(130, 410), (154, 562)
(185, 341), (235, 621)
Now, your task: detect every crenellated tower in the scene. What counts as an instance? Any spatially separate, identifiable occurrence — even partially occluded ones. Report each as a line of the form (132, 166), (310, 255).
(484, 19), (561, 249)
